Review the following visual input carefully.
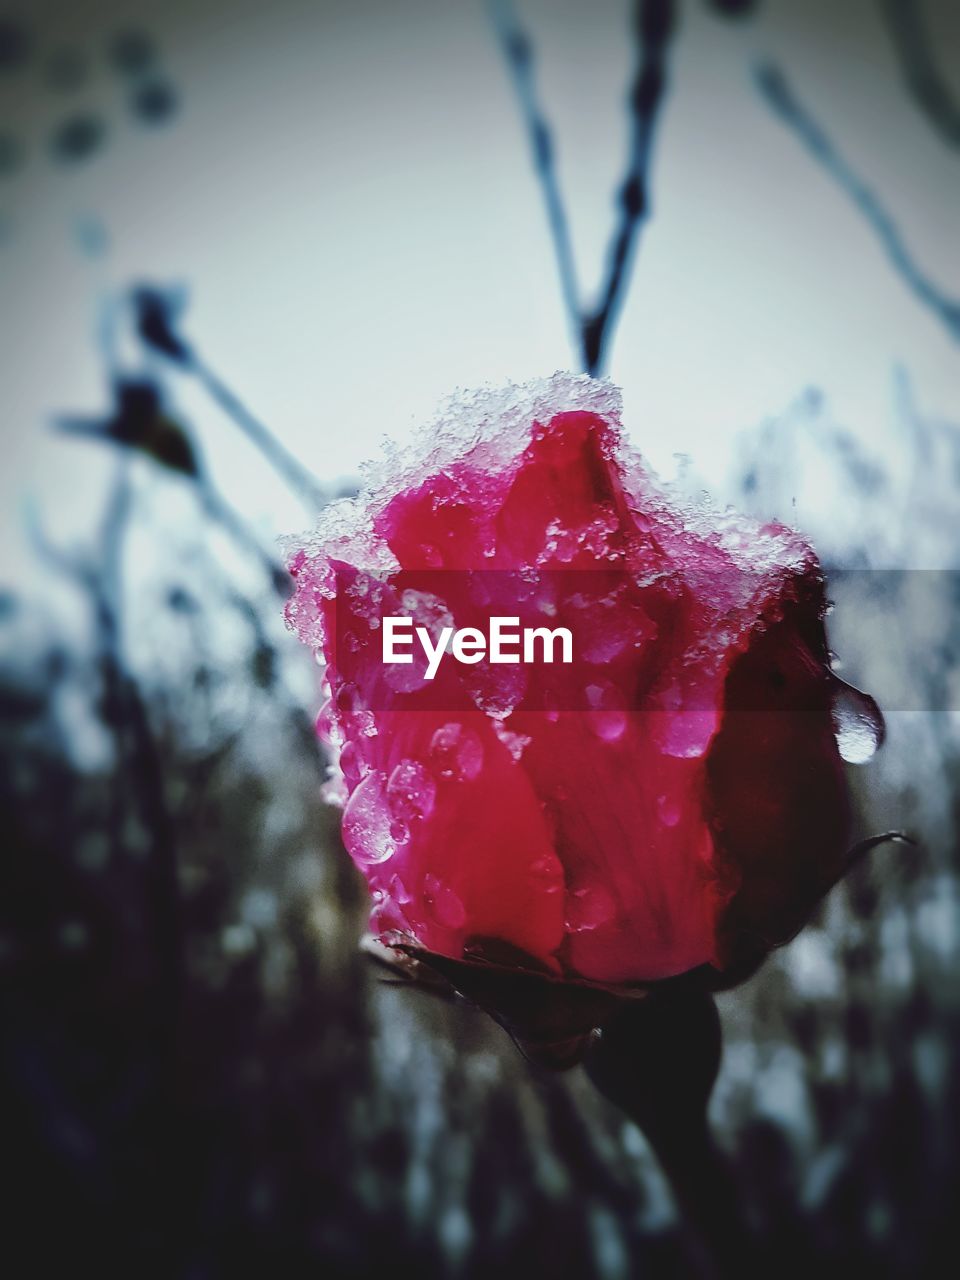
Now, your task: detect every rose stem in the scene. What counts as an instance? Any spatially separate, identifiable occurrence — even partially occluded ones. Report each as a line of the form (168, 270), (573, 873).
(585, 984), (752, 1277)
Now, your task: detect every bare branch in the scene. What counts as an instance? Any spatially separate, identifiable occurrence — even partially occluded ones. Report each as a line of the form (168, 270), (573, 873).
(132, 287), (328, 511)
(879, 0), (960, 149)
(198, 474), (292, 598)
(189, 354), (328, 512)
(487, 0), (583, 355)
(26, 471), (183, 1047)
(756, 61), (960, 344)
(583, 0), (674, 375)
(488, 0), (675, 376)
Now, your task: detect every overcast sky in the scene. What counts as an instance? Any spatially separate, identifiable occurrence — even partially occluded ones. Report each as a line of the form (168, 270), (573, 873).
(1, 0), (958, 585)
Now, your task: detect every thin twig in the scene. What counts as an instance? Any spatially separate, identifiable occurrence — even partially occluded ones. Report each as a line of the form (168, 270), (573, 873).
(487, 0), (583, 354)
(188, 355), (328, 511)
(755, 61), (960, 344)
(879, 0), (960, 149)
(583, 0), (674, 375)
(26, 481), (184, 1055)
(198, 474), (291, 597)
(488, 0), (675, 375)
(132, 286), (327, 511)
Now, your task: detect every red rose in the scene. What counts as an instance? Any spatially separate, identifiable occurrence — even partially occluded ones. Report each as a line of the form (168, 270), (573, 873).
(285, 376), (878, 1060)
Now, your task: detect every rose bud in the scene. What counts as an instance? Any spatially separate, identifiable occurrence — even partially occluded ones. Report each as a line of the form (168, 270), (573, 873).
(284, 374), (882, 1066)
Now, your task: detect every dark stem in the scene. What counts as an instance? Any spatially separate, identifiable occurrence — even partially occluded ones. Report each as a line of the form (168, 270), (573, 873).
(755, 61), (960, 344)
(585, 984), (752, 1278)
(644, 1114), (751, 1279)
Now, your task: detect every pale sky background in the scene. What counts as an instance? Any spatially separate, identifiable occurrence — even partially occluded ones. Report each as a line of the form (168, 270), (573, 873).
(1, 0), (958, 587)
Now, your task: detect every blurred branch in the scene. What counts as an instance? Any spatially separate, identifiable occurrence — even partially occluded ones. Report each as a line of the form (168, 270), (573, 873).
(755, 62), (960, 345)
(489, 0), (675, 376)
(132, 287), (327, 511)
(487, 0), (582, 355)
(26, 475), (183, 1056)
(188, 355), (328, 512)
(198, 474), (291, 598)
(583, 0), (674, 375)
(879, 0), (960, 149)
(55, 373), (290, 596)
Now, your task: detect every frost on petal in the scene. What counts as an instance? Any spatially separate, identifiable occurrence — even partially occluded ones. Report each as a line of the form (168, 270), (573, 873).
(283, 374), (854, 986)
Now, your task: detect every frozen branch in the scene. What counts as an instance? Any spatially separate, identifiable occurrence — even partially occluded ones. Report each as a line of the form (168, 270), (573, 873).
(583, 0), (674, 375)
(879, 0), (960, 149)
(755, 61), (960, 344)
(487, 0), (582, 353)
(488, 0), (675, 375)
(189, 355), (328, 513)
(132, 287), (328, 512)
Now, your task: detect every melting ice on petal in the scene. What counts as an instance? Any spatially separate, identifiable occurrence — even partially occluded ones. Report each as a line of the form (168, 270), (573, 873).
(464, 661), (527, 720)
(657, 793), (681, 827)
(565, 886), (615, 933)
(584, 679), (628, 743)
(283, 373), (878, 989)
(315, 699), (342, 747)
(423, 873), (467, 929)
(655, 710), (719, 759)
(341, 772), (398, 866)
(387, 760), (437, 821)
(492, 722), (532, 761)
(429, 723), (484, 781)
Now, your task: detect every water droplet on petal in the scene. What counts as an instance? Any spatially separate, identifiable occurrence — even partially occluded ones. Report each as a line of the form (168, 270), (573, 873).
(530, 854), (563, 896)
(831, 678), (885, 764)
(585, 680), (628, 741)
(389, 874), (413, 904)
(589, 709), (628, 742)
(464, 662), (527, 719)
(564, 886), (615, 933)
(315, 699), (342, 746)
(338, 741), (365, 786)
(370, 882), (411, 934)
(429, 723), (484, 781)
(657, 793), (681, 827)
(342, 772), (397, 866)
(423, 873), (466, 929)
(336, 681), (361, 714)
(387, 759), (437, 821)
(320, 770), (348, 808)
(656, 710), (718, 759)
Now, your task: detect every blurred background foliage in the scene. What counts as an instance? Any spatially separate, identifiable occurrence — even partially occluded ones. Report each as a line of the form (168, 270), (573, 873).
(1, 1), (959, 1276)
